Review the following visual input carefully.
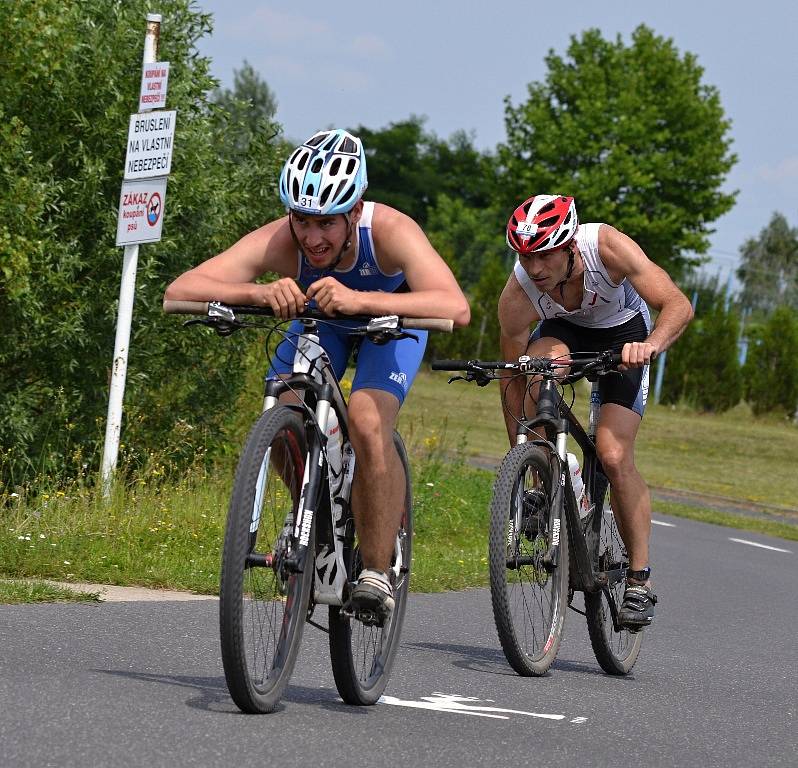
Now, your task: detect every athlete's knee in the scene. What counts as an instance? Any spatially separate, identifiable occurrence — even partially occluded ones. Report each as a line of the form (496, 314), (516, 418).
(597, 441), (635, 477)
(348, 409), (391, 456)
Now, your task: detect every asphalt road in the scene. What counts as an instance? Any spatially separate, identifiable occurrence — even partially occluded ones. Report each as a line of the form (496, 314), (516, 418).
(1, 512), (796, 768)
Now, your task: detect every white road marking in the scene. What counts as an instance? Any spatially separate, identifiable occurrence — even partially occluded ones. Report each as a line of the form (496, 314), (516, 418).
(729, 538), (792, 553)
(652, 519), (676, 527)
(379, 693), (584, 722)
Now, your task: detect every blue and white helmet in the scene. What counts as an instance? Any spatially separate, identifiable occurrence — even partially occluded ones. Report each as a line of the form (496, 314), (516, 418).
(279, 129), (368, 215)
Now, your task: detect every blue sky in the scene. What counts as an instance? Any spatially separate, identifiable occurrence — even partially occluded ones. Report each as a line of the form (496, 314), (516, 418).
(193, 1), (798, 284)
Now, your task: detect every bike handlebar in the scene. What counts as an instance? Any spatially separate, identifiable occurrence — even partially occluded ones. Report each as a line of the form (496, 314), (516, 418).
(431, 351), (626, 379)
(162, 299), (454, 333)
(431, 359), (519, 371)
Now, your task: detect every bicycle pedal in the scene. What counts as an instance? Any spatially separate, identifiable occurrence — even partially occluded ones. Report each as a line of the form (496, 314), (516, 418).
(339, 600), (387, 628)
(356, 609), (385, 628)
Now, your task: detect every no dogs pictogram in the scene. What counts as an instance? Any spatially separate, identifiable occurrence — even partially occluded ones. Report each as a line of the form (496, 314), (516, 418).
(147, 192), (162, 226)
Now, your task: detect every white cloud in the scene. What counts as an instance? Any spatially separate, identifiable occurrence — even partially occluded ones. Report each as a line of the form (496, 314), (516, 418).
(225, 8), (329, 45)
(350, 34), (391, 59)
(756, 156), (798, 182)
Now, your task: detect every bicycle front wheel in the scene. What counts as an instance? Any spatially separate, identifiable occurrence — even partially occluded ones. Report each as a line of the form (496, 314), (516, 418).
(219, 406), (314, 713)
(328, 432), (412, 705)
(489, 444), (569, 676)
(584, 471), (643, 675)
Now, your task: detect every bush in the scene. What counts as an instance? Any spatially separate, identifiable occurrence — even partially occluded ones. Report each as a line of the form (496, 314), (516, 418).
(662, 303), (742, 412)
(743, 306), (798, 417)
(0, 1), (287, 489)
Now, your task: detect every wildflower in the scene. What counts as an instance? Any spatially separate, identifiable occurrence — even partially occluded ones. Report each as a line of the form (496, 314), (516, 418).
(63, 560), (71, 565)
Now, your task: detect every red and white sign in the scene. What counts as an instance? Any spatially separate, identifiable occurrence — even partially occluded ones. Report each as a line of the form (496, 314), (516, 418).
(116, 177), (168, 245)
(139, 61), (170, 110)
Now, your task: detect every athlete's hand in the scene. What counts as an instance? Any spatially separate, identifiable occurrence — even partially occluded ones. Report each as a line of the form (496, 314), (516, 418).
(259, 278), (306, 319)
(306, 277), (363, 315)
(620, 341), (657, 369)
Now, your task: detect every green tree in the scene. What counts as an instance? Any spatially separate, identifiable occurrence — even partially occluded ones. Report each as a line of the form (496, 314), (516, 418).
(0, 1), (287, 489)
(736, 212), (798, 314)
(426, 194), (507, 291)
(497, 25), (736, 280)
(743, 306), (798, 417)
(352, 117), (495, 227)
(212, 59), (279, 157)
(425, 194), (509, 360)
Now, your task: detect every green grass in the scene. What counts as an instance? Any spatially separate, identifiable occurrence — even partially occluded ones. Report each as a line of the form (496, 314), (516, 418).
(411, 460), (493, 591)
(0, 470), (228, 597)
(0, 450), (497, 599)
(2, 370), (795, 603)
(0, 579), (100, 604)
(653, 500), (798, 542)
(401, 371), (798, 511)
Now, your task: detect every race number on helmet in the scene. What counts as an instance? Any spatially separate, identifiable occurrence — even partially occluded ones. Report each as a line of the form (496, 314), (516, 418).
(506, 195), (578, 254)
(279, 129), (368, 215)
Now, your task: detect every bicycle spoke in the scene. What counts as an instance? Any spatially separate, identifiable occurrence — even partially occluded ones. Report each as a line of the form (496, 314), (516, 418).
(490, 444), (568, 676)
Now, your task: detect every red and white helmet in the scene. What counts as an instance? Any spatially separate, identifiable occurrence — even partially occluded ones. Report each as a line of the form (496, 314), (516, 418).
(506, 195), (578, 255)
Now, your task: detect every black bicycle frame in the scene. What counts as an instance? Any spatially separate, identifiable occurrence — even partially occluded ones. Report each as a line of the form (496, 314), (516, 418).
(516, 378), (608, 594)
(264, 375), (349, 576)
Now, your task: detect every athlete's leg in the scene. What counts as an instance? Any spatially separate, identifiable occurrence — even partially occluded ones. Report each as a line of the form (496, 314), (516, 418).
(594, 403), (650, 572)
(347, 388), (404, 571)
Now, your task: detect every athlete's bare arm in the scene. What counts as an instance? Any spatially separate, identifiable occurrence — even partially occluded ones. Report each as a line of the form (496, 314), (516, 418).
(164, 217), (307, 318)
(598, 225), (694, 367)
(498, 272), (542, 442)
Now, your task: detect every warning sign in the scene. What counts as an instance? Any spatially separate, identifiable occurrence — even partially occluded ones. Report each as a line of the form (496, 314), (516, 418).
(123, 110), (176, 180)
(116, 177), (168, 245)
(139, 61), (170, 110)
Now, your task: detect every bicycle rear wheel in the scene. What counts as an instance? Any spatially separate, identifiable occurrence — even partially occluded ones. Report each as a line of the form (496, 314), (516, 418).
(489, 444), (569, 676)
(328, 432), (412, 705)
(219, 406), (314, 713)
(584, 471), (643, 675)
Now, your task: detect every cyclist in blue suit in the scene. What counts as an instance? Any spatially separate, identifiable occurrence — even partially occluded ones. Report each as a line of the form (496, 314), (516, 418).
(166, 129), (470, 622)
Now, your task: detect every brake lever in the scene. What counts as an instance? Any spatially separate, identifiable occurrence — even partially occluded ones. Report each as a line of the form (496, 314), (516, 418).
(182, 317), (240, 336)
(448, 369), (492, 387)
(368, 330), (419, 346)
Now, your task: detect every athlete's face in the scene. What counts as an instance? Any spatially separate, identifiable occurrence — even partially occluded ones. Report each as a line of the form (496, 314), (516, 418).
(290, 211), (349, 268)
(517, 246), (571, 292)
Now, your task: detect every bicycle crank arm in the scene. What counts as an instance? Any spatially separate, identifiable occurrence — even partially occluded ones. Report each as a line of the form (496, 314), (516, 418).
(245, 552), (273, 568)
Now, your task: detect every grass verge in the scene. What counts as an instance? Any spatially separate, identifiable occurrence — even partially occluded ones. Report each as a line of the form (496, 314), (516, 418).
(652, 500), (798, 542)
(0, 457), (497, 600)
(0, 579), (100, 604)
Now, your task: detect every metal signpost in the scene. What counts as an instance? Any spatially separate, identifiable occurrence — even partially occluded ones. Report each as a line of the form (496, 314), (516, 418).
(101, 14), (174, 493)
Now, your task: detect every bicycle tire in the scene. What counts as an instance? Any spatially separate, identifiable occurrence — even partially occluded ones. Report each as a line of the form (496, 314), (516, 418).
(584, 472), (643, 675)
(328, 432), (412, 705)
(489, 443), (569, 676)
(219, 406), (314, 713)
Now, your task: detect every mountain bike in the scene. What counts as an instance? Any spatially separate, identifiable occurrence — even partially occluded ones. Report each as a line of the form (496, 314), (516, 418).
(431, 351), (644, 676)
(164, 299), (452, 713)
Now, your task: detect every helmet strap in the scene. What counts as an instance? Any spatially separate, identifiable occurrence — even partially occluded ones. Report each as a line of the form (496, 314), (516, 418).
(554, 241), (576, 299)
